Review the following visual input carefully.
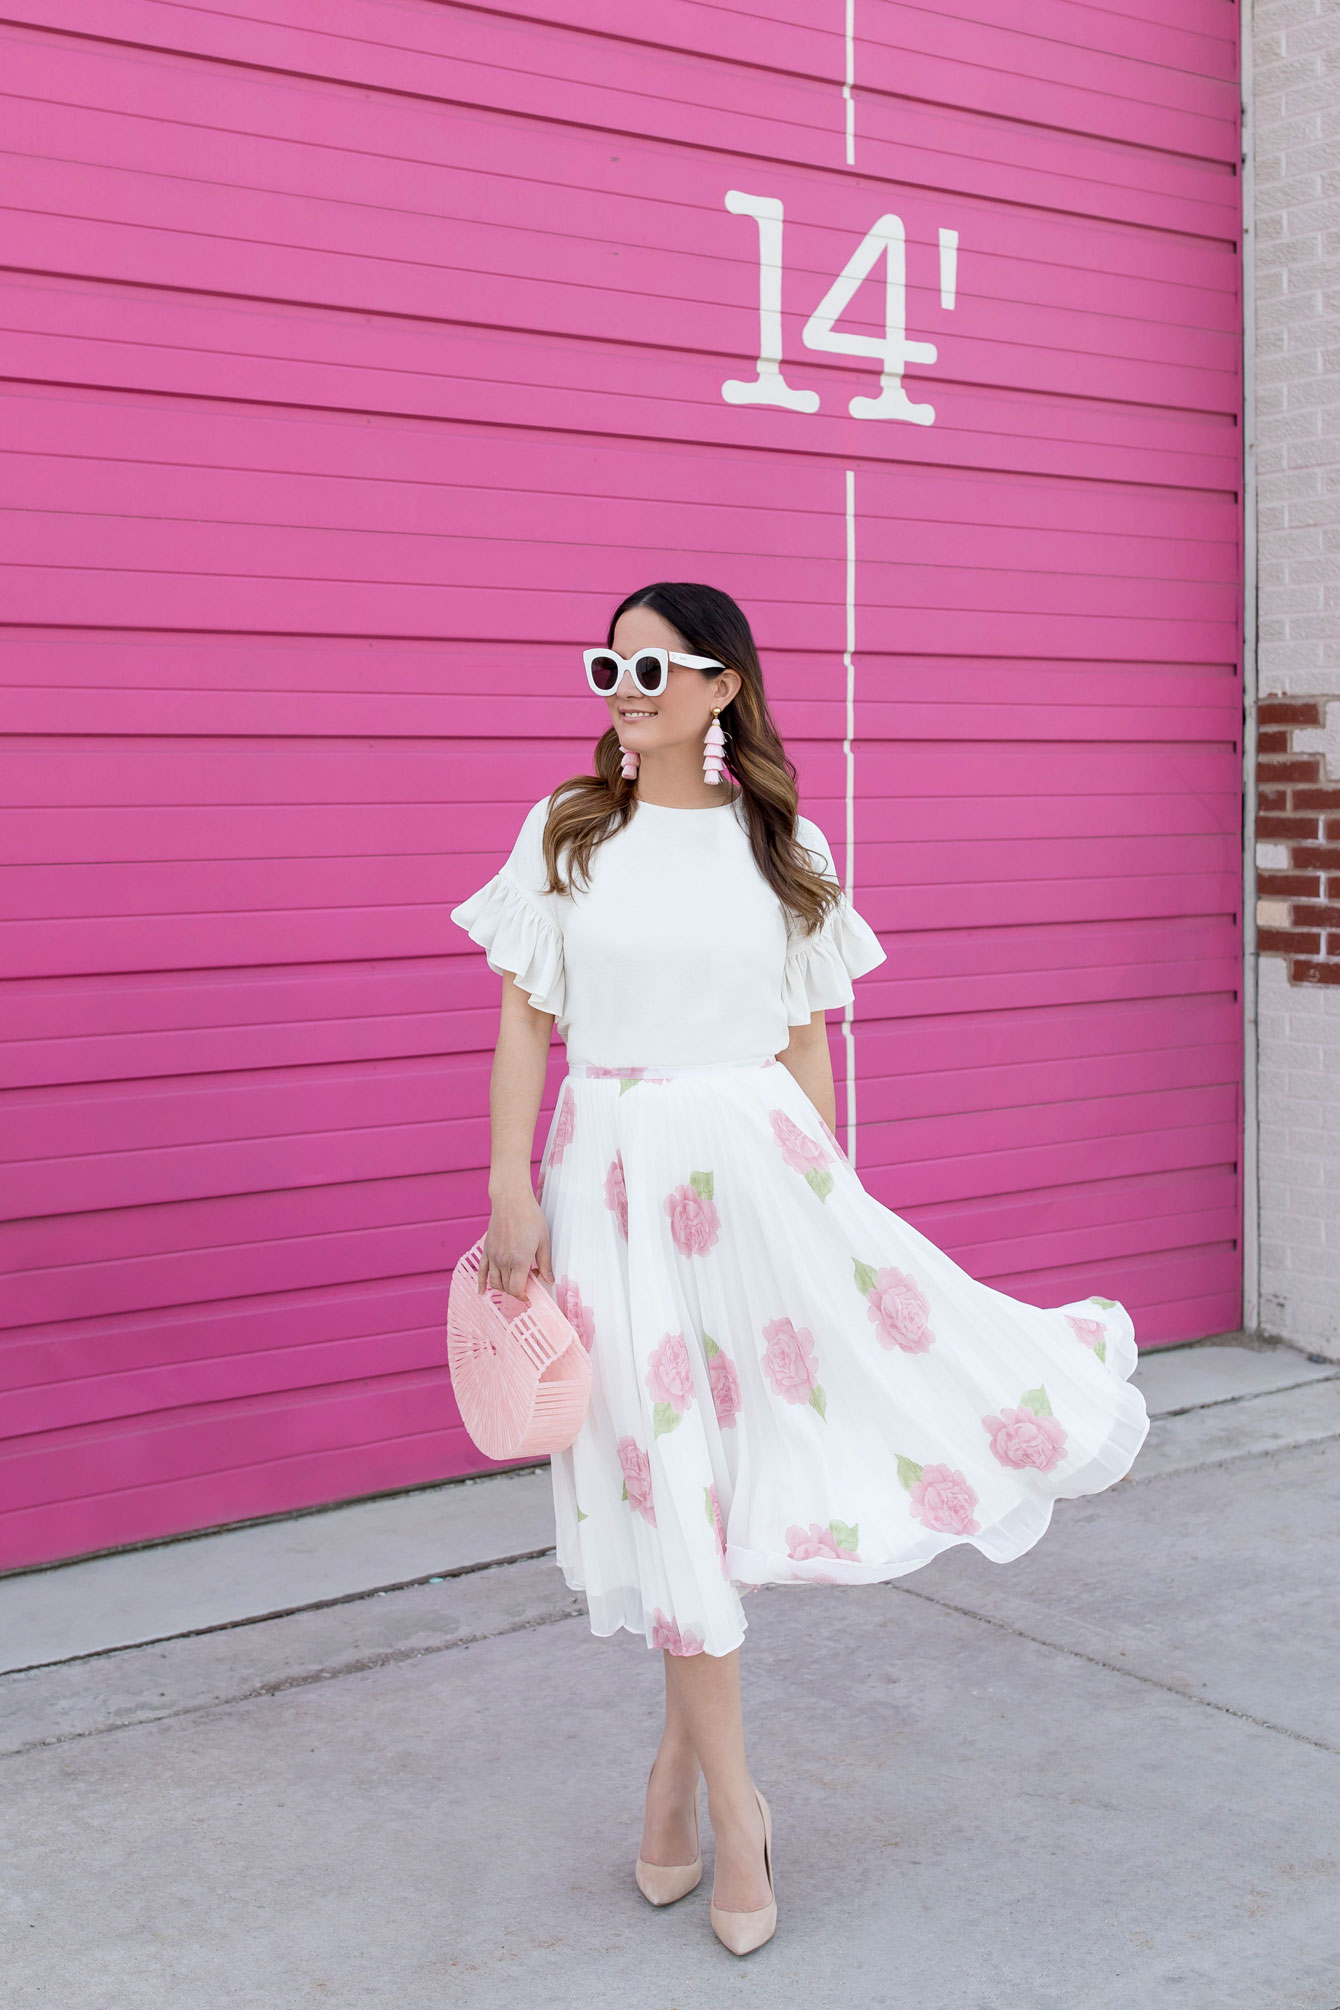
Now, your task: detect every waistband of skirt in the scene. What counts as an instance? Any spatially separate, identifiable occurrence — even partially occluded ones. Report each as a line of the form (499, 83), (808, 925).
(567, 1054), (779, 1081)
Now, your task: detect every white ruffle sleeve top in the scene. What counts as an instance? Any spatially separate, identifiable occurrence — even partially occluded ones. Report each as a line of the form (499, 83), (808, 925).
(450, 793), (886, 1070)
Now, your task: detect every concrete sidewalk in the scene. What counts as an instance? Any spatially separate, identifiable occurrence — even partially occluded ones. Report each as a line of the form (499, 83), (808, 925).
(2, 1339), (1339, 2009)
(3, 1336), (1333, 1674)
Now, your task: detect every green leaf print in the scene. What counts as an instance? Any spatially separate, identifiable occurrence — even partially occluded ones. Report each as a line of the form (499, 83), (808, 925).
(805, 1167), (835, 1203)
(808, 1384), (828, 1421)
(829, 1519), (859, 1554)
(853, 1258), (879, 1298)
(1088, 1296), (1118, 1309)
(576, 1507), (588, 1522)
(1020, 1385), (1053, 1417)
(620, 1481), (628, 1501)
(703, 1486), (717, 1526)
(1094, 1339), (1108, 1365)
(618, 1075), (638, 1094)
(702, 1332), (721, 1359)
(653, 1401), (682, 1438)
(895, 1454), (924, 1491)
(689, 1169), (715, 1202)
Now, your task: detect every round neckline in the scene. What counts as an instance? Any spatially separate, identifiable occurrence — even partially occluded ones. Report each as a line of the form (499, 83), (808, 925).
(633, 791), (742, 815)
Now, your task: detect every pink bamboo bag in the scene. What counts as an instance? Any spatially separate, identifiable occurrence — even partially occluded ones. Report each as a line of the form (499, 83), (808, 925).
(446, 1239), (591, 1460)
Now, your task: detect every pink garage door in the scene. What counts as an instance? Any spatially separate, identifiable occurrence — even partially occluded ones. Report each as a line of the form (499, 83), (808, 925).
(0, 3), (1242, 1570)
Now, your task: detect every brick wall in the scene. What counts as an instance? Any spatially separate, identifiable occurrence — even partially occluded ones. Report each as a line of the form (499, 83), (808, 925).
(1256, 696), (1340, 982)
(1252, 0), (1340, 1356)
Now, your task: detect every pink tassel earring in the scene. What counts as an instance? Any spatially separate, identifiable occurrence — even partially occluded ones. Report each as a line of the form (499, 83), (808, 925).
(702, 707), (726, 786)
(620, 744), (639, 780)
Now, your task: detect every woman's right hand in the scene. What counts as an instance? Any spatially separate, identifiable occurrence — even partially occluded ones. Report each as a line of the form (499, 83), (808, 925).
(479, 1185), (554, 1300)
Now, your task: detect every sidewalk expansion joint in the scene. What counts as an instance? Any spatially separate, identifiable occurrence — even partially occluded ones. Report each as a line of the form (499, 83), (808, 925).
(0, 1597), (585, 1762)
(1146, 1369), (1339, 1420)
(890, 1581), (1340, 1760)
(1127, 1426), (1340, 1486)
(0, 1544), (560, 1680)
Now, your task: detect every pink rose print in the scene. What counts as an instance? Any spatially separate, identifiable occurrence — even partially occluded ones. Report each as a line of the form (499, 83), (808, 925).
(903, 1460), (980, 1536)
(646, 1331), (695, 1410)
(785, 1519), (860, 1563)
(603, 1153), (628, 1240)
(617, 1435), (656, 1525)
(769, 1108), (835, 1202)
(549, 1086), (575, 1164)
(651, 1609), (705, 1656)
(858, 1262), (935, 1354)
(646, 1331), (696, 1436)
(589, 1064), (658, 1093)
(984, 1405), (1068, 1474)
(665, 1170), (720, 1257)
(769, 1108), (831, 1174)
(553, 1276), (596, 1353)
(761, 1316), (826, 1418)
(1065, 1314), (1107, 1349)
(704, 1336), (741, 1428)
(704, 1484), (729, 1575)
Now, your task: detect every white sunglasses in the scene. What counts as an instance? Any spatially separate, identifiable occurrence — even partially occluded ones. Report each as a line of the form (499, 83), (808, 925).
(583, 646), (725, 697)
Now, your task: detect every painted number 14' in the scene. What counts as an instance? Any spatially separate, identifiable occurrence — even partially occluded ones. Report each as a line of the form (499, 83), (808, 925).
(721, 191), (958, 427)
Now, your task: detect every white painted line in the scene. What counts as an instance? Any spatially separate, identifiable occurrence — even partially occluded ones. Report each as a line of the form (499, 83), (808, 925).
(843, 0), (855, 165)
(938, 227), (958, 309)
(843, 465), (857, 1164)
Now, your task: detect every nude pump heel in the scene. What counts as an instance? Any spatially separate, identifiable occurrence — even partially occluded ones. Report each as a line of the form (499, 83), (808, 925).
(709, 1787), (775, 1956)
(635, 1769), (702, 1906)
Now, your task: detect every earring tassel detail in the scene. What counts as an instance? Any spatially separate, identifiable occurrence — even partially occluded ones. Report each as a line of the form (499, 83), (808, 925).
(620, 746), (640, 780)
(703, 715), (727, 786)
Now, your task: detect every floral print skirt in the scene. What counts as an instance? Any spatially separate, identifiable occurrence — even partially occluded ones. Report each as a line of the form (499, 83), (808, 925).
(540, 1054), (1149, 1660)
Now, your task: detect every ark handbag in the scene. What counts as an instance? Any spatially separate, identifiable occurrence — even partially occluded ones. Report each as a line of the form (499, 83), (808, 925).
(446, 1239), (591, 1460)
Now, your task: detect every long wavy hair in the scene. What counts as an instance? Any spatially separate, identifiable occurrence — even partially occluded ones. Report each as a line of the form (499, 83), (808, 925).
(541, 582), (839, 934)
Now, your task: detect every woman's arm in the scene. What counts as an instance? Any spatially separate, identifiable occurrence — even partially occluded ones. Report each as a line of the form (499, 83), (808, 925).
(478, 974), (556, 1298)
(776, 1009), (837, 1134)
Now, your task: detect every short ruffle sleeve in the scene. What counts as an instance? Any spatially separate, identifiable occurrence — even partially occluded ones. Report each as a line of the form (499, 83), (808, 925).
(782, 816), (887, 1024)
(450, 797), (565, 1019)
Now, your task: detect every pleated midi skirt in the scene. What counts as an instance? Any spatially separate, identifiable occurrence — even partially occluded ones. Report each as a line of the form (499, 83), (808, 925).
(539, 1054), (1149, 1659)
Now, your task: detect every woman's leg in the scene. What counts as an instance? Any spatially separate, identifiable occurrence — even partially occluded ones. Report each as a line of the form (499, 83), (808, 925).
(639, 1650), (702, 1866)
(664, 1649), (771, 1912)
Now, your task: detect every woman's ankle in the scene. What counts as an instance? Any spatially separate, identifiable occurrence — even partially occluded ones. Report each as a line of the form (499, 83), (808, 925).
(650, 1739), (699, 1786)
(706, 1778), (760, 1830)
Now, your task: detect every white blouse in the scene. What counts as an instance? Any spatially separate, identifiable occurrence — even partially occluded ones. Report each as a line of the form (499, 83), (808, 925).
(451, 793), (886, 1070)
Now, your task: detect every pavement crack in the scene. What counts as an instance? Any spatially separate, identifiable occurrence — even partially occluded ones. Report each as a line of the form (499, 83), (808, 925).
(890, 1582), (1340, 1759)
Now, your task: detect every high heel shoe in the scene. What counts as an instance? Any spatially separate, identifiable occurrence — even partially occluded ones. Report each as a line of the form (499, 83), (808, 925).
(709, 1786), (775, 1956)
(635, 1767), (702, 1906)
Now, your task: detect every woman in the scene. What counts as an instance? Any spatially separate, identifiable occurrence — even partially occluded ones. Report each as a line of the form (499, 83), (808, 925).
(451, 581), (1148, 1956)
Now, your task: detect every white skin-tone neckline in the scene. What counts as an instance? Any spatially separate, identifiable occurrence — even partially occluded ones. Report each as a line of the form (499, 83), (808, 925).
(605, 606), (742, 809)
